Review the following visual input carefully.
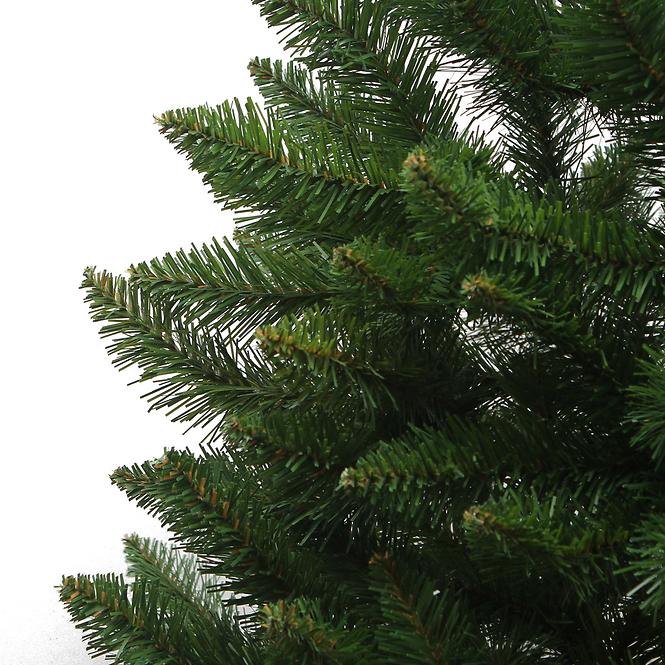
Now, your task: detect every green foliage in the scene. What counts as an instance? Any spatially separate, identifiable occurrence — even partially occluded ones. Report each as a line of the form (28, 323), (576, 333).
(368, 553), (479, 664)
(128, 237), (334, 339)
(260, 597), (372, 664)
(403, 141), (665, 313)
(556, 0), (665, 172)
(627, 348), (665, 469)
(252, 0), (461, 147)
(462, 491), (627, 603)
(157, 99), (403, 247)
(396, 0), (589, 191)
(59, 553), (259, 665)
(624, 514), (665, 618)
(81, 268), (280, 436)
(64, 0), (665, 663)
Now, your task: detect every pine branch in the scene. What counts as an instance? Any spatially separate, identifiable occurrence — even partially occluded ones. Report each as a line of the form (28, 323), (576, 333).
(557, 0), (665, 114)
(462, 490), (630, 604)
(249, 57), (354, 134)
(129, 236), (458, 348)
(623, 513), (665, 617)
(123, 536), (261, 662)
(248, 56), (396, 159)
(252, 0), (460, 145)
(225, 413), (335, 470)
(397, 0), (567, 96)
(340, 418), (529, 492)
(59, 574), (216, 665)
(111, 450), (366, 615)
(403, 146), (665, 312)
(157, 100), (403, 245)
(556, 0), (665, 173)
(128, 237), (335, 339)
(256, 311), (391, 412)
(123, 535), (224, 618)
(221, 412), (362, 551)
(368, 554), (478, 664)
(396, 0), (591, 191)
(459, 270), (618, 378)
(82, 268), (292, 434)
(339, 420), (499, 532)
(627, 348), (665, 469)
(337, 414), (619, 534)
(112, 450), (293, 605)
(255, 307), (476, 423)
(261, 598), (369, 663)
(331, 237), (453, 311)
(571, 145), (654, 216)
(249, 55), (416, 199)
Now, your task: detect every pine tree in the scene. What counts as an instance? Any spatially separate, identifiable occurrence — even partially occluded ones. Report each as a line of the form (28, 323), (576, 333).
(60, 1), (665, 663)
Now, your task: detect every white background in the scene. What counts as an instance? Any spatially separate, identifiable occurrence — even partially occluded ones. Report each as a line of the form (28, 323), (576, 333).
(0, 3), (284, 662)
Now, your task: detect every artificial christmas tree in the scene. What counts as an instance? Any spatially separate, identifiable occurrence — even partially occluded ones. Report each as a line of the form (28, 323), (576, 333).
(61, 1), (665, 662)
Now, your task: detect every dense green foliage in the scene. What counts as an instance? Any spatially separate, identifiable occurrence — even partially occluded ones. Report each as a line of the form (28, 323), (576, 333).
(61, 1), (665, 663)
